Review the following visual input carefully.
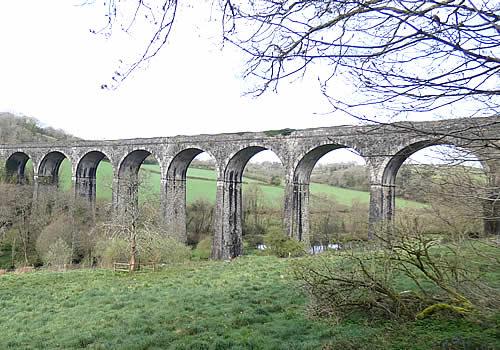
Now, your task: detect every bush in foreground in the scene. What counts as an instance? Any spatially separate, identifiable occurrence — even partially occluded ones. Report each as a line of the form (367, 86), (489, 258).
(95, 238), (129, 267)
(95, 233), (191, 267)
(138, 232), (191, 264)
(293, 221), (499, 321)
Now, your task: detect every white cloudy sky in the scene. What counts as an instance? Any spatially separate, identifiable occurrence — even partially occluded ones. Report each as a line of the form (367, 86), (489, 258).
(0, 1), (465, 165)
(0, 1), (345, 137)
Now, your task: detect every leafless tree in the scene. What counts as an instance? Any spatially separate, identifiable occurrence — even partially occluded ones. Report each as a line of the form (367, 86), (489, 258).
(221, 0), (499, 117)
(100, 169), (161, 270)
(83, 0), (178, 89)
(0, 183), (71, 266)
(88, 1), (498, 119)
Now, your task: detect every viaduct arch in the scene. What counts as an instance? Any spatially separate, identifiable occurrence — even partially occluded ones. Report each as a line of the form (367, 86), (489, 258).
(5, 151), (31, 184)
(75, 150), (110, 202)
(1, 116), (498, 259)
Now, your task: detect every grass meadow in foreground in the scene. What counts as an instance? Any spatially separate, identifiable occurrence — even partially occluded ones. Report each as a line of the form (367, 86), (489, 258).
(1, 255), (498, 350)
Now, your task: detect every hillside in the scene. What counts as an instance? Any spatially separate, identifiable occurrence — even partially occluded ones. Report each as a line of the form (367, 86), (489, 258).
(0, 113), (79, 143)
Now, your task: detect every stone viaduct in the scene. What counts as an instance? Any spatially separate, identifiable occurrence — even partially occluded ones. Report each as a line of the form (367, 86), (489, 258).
(1, 116), (499, 259)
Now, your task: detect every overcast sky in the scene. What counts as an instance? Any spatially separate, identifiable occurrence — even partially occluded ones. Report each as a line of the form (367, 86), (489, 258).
(0, 1), (346, 136)
(0, 1), (465, 165)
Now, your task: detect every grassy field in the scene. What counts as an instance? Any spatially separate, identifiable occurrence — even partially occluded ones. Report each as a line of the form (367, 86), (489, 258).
(55, 160), (422, 208)
(0, 255), (497, 350)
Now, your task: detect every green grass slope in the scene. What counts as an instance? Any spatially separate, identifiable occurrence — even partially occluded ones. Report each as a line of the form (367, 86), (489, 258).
(0, 256), (496, 349)
(309, 182), (421, 208)
(55, 160), (423, 208)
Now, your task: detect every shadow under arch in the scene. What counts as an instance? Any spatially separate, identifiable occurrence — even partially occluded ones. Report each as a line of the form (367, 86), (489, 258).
(225, 146), (269, 181)
(167, 147), (217, 180)
(214, 146), (285, 259)
(38, 151), (71, 186)
(118, 149), (160, 178)
(5, 151), (31, 184)
(75, 150), (111, 203)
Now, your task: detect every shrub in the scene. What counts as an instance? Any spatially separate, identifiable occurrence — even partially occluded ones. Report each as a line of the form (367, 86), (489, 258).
(14, 266), (35, 274)
(138, 232), (191, 264)
(95, 228), (192, 268)
(264, 229), (306, 258)
(186, 200), (214, 245)
(36, 214), (73, 263)
(293, 221), (499, 321)
(44, 238), (72, 268)
(95, 238), (129, 267)
(242, 236), (266, 256)
(269, 175), (281, 186)
(192, 236), (212, 260)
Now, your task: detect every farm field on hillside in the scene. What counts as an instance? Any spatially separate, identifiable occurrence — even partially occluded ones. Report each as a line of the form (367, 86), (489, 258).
(0, 255), (497, 350)
(55, 160), (423, 207)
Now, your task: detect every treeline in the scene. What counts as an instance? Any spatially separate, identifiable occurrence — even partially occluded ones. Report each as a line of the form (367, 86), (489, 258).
(395, 164), (487, 203)
(0, 181), (371, 268)
(311, 163), (369, 191)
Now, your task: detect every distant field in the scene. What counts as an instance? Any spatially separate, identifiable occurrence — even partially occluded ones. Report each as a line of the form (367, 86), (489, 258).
(54, 160), (422, 208)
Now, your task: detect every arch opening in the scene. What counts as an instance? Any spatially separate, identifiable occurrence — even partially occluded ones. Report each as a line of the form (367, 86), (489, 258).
(298, 146), (370, 249)
(34, 151), (73, 215)
(118, 150), (153, 179)
(217, 147), (286, 258)
(294, 144), (345, 184)
(225, 146), (268, 182)
(383, 141), (488, 186)
(383, 143), (492, 236)
(242, 150), (285, 244)
(116, 150), (161, 217)
(76, 151), (111, 204)
(38, 151), (70, 186)
(167, 148), (217, 246)
(290, 145), (364, 243)
(4, 152), (32, 184)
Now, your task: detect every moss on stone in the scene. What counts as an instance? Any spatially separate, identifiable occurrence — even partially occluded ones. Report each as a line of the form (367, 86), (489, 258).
(263, 128), (296, 137)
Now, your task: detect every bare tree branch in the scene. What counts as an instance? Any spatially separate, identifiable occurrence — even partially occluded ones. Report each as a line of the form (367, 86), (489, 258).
(86, 1), (499, 118)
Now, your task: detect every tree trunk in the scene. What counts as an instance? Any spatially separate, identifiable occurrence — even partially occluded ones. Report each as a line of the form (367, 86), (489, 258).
(11, 236), (16, 268)
(129, 233), (137, 271)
